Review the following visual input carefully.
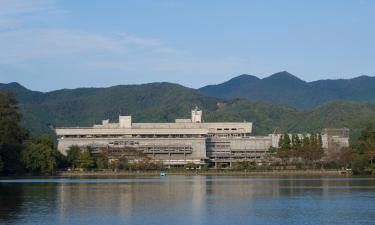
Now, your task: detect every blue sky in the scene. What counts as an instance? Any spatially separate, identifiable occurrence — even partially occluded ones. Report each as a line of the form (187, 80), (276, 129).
(0, 0), (374, 91)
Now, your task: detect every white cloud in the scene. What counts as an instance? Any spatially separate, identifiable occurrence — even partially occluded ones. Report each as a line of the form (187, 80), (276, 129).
(0, 0), (252, 90)
(0, 0), (58, 30)
(118, 32), (162, 47)
(0, 29), (130, 63)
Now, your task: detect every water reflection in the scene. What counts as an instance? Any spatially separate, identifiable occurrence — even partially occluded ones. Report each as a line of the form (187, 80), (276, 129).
(1, 176), (375, 225)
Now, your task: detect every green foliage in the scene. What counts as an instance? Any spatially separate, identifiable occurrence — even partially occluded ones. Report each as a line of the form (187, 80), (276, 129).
(344, 124), (375, 174)
(277, 133), (324, 165)
(351, 154), (370, 175)
(232, 161), (256, 171)
(0, 91), (29, 174)
(21, 136), (58, 174)
(282, 134), (291, 150)
(108, 159), (128, 171)
(66, 146), (95, 169)
(201, 164), (209, 171)
(75, 151), (94, 169)
(66, 146), (81, 167)
(185, 162), (197, 169)
(95, 157), (108, 170)
(355, 124), (375, 160)
(302, 135), (310, 146)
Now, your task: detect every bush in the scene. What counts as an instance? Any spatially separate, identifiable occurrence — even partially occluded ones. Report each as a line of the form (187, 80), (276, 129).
(232, 161), (256, 171)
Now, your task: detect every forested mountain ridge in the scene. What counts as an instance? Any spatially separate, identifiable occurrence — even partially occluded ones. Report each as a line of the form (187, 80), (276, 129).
(199, 71), (375, 109)
(1, 81), (375, 141)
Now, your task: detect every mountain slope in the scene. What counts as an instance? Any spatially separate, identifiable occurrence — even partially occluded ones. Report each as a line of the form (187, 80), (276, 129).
(199, 71), (375, 109)
(1, 82), (375, 141)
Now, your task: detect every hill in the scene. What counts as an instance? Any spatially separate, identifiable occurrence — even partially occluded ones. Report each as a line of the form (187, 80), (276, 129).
(1, 82), (375, 141)
(199, 71), (375, 109)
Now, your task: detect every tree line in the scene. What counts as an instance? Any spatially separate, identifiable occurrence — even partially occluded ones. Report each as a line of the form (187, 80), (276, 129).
(276, 133), (324, 166)
(275, 126), (375, 175)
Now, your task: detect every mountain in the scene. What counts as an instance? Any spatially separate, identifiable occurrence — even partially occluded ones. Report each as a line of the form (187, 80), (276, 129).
(199, 71), (375, 109)
(1, 82), (375, 141)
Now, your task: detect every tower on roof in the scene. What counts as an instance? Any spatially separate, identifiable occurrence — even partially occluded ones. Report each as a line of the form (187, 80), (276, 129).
(191, 107), (202, 123)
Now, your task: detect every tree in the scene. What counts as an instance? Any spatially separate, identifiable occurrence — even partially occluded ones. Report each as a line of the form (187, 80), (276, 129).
(337, 147), (356, 168)
(277, 133), (293, 163)
(282, 133), (291, 150)
(66, 146), (81, 168)
(0, 91), (29, 174)
(21, 136), (57, 174)
(95, 157), (108, 169)
(302, 135), (310, 146)
(355, 124), (375, 164)
(351, 154), (369, 175)
(75, 151), (94, 169)
(185, 162), (196, 169)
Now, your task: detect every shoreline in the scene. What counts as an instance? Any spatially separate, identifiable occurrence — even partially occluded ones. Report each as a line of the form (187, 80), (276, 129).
(56, 169), (347, 177)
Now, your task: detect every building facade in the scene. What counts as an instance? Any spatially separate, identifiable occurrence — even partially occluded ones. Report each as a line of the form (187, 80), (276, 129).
(56, 108), (253, 166)
(55, 109), (349, 167)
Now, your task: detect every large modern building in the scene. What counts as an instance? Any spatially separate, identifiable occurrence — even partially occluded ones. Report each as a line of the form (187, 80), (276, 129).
(55, 108), (349, 167)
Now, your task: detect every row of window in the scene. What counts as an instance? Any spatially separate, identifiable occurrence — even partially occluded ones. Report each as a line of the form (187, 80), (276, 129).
(216, 128), (238, 131)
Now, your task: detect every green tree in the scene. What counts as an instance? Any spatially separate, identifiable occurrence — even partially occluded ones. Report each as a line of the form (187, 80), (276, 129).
(185, 162), (196, 169)
(95, 157), (108, 170)
(66, 146), (81, 168)
(75, 151), (94, 169)
(282, 133), (291, 150)
(302, 135), (310, 146)
(21, 136), (57, 174)
(0, 91), (29, 174)
(351, 154), (369, 175)
(355, 124), (375, 164)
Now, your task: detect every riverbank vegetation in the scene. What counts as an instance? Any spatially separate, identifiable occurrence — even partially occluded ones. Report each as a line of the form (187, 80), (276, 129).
(274, 125), (375, 175)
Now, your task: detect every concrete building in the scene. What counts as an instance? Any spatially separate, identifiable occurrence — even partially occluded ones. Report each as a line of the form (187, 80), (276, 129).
(55, 109), (350, 167)
(56, 108), (253, 166)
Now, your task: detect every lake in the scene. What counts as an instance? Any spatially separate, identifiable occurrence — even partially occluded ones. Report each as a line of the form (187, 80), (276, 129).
(1, 176), (375, 225)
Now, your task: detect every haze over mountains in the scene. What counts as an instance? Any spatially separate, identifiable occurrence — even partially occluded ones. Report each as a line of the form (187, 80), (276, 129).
(1, 72), (375, 140)
(200, 71), (375, 109)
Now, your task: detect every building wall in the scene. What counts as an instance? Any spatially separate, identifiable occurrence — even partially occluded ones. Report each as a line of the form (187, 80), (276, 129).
(206, 137), (273, 164)
(57, 137), (207, 164)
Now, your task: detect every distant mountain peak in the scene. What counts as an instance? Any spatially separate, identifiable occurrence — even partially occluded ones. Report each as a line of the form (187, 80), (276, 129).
(199, 72), (375, 109)
(266, 71), (304, 82)
(230, 74), (259, 81)
(0, 82), (28, 91)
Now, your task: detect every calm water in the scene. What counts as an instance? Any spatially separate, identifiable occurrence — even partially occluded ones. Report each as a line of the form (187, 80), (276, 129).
(1, 176), (375, 225)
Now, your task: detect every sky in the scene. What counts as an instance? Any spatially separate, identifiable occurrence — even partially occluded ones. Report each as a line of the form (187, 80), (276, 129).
(0, 0), (374, 91)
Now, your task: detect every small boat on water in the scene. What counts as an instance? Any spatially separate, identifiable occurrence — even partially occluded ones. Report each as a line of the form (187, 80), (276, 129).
(160, 171), (167, 176)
